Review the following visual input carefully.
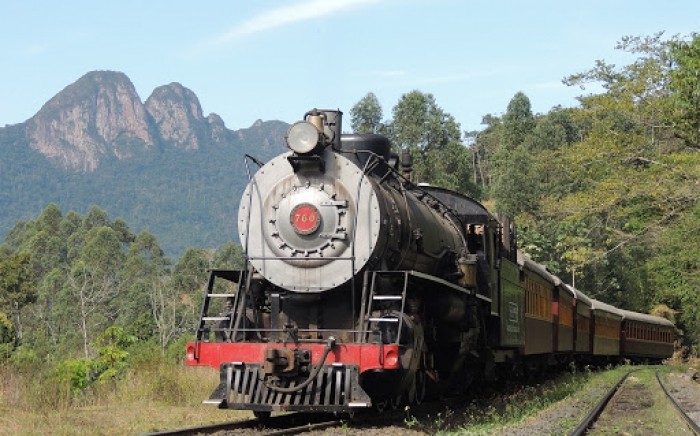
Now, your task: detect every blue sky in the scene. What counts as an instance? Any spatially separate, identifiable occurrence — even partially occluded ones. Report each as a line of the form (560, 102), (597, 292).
(2, 0), (698, 133)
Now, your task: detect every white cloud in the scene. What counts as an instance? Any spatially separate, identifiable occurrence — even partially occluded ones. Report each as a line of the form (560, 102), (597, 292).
(200, 0), (382, 49)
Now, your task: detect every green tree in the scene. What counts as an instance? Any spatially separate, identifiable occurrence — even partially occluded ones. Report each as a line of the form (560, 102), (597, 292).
(214, 241), (245, 269)
(118, 230), (170, 332)
(349, 92), (383, 133)
(647, 202), (700, 348)
(389, 91), (460, 155)
(168, 247), (211, 340)
(488, 93), (540, 217)
(669, 33), (700, 148)
(0, 251), (37, 342)
(491, 144), (539, 217)
(69, 226), (125, 358)
(501, 92), (535, 148)
(0, 312), (16, 358)
(469, 114), (503, 190)
(564, 32), (678, 152)
(81, 206), (110, 231)
(386, 90), (476, 194)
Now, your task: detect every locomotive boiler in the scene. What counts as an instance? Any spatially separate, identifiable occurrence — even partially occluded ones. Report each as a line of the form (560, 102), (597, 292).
(185, 108), (675, 417)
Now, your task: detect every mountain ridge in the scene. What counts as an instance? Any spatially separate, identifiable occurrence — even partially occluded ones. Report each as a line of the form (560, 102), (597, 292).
(0, 70), (289, 256)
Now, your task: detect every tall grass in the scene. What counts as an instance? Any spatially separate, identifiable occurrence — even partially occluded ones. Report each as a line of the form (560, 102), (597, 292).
(0, 341), (239, 435)
(1, 358), (214, 408)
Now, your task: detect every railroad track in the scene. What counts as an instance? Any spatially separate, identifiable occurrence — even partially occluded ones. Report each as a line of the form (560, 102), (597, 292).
(142, 412), (346, 436)
(656, 371), (700, 435)
(571, 370), (700, 435)
(570, 371), (631, 436)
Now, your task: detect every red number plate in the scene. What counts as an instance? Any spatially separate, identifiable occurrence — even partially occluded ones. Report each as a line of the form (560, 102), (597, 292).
(290, 204), (321, 235)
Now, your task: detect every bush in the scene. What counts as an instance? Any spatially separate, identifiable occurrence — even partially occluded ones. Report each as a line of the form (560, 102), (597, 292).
(0, 312), (15, 360)
(54, 358), (92, 391)
(126, 339), (162, 368)
(165, 335), (191, 363)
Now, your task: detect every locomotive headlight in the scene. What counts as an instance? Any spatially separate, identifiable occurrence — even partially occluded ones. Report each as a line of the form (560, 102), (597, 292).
(285, 121), (322, 154)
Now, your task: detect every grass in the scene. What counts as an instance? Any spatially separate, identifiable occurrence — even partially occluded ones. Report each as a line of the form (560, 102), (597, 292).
(404, 361), (694, 435)
(0, 360), (248, 435)
(2, 356), (695, 435)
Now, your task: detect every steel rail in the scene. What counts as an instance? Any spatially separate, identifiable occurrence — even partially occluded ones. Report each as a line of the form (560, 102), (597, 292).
(140, 412), (343, 436)
(656, 371), (700, 435)
(570, 371), (631, 436)
(140, 417), (261, 436)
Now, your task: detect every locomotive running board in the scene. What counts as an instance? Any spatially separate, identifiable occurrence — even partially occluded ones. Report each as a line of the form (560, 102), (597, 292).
(205, 362), (372, 412)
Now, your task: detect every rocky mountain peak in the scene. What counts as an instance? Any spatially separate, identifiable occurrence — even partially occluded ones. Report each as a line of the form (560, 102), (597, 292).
(15, 71), (283, 173)
(145, 83), (208, 150)
(26, 71), (155, 172)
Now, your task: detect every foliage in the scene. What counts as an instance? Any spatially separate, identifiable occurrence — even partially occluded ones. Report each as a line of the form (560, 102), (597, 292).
(669, 33), (700, 147)
(0, 311), (15, 358)
(52, 327), (136, 392)
(0, 204), (243, 361)
(349, 92), (384, 133)
(379, 90), (479, 197)
(464, 32), (700, 348)
(501, 91), (536, 148)
(0, 120), (287, 258)
(0, 250), (37, 313)
(54, 358), (93, 392)
(491, 143), (539, 217)
(91, 326), (137, 383)
(647, 202), (700, 345)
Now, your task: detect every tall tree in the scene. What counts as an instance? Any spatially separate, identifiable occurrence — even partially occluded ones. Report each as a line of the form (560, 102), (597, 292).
(389, 91), (459, 155)
(501, 92), (535, 148)
(386, 90), (477, 195)
(69, 226), (125, 358)
(349, 92), (383, 133)
(117, 231), (170, 336)
(0, 251), (36, 342)
(170, 247), (211, 333)
(491, 144), (539, 217)
(669, 33), (700, 148)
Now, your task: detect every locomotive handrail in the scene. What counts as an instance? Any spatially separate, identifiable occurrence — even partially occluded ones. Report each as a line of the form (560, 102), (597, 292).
(230, 264), (254, 343)
(242, 154), (260, 262)
(244, 153), (265, 168)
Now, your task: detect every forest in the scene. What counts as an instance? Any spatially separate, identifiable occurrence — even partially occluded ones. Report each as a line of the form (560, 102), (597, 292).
(1, 32), (699, 411)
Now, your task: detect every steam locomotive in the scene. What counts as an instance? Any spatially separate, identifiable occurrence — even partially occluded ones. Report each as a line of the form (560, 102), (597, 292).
(185, 109), (674, 417)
